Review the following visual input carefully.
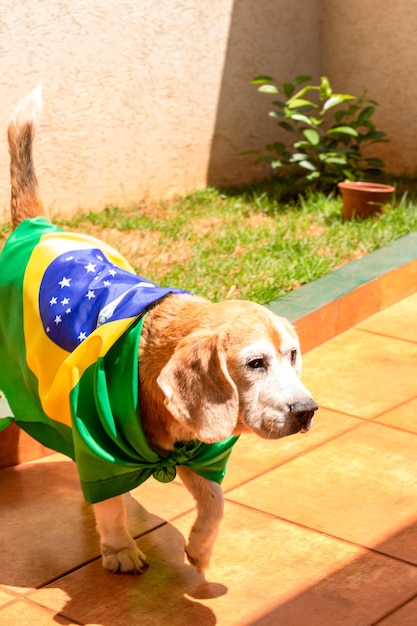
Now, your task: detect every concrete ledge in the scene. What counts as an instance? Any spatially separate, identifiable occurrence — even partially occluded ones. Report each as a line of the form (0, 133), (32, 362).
(266, 232), (417, 352)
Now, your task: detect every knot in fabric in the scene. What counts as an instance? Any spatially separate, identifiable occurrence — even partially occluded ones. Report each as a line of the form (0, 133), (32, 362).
(152, 464), (177, 483)
(151, 441), (200, 483)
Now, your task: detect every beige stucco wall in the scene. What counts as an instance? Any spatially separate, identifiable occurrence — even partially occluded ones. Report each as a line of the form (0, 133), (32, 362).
(2, 1), (417, 223)
(0, 0), (320, 222)
(321, 0), (417, 175)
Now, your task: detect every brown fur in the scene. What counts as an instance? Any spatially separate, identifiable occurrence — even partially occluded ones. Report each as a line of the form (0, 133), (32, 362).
(7, 87), (317, 574)
(8, 86), (47, 228)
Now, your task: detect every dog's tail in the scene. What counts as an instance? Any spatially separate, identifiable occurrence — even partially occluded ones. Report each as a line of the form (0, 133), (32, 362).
(8, 84), (48, 229)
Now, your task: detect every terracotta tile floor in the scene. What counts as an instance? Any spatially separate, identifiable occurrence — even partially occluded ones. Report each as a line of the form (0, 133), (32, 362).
(1, 293), (417, 625)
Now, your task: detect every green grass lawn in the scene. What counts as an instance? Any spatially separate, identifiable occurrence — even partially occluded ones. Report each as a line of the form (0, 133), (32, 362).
(1, 182), (414, 399)
(37, 181), (417, 304)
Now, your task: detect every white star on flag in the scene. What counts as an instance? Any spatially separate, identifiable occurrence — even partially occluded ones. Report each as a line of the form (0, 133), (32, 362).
(39, 244), (188, 353)
(58, 277), (71, 288)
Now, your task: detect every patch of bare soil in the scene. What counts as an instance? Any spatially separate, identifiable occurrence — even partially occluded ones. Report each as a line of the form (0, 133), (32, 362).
(70, 224), (192, 275)
(191, 216), (229, 237)
(306, 224), (327, 237)
(245, 213), (275, 229)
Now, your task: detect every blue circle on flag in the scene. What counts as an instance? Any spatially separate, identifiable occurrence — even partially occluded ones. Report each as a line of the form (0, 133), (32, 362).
(38, 247), (187, 352)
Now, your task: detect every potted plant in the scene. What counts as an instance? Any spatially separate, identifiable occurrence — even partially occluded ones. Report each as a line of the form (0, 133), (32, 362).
(246, 74), (391, 216)
(337, 181), (395, 219)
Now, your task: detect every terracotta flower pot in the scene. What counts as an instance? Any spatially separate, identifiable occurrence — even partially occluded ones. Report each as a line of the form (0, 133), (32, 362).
(338, 181), (395, 220)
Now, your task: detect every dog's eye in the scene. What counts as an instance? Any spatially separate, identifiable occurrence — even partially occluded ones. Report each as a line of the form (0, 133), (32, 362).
(290, 349), (297, 366)
(247, 357), (265, 370)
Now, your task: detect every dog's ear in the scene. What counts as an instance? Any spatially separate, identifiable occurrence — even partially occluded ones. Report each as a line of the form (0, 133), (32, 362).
(156, 330), (239, 442)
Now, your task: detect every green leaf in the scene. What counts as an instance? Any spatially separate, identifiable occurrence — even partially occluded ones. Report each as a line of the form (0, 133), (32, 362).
(287, 98), (316, 109)
(298, 160), (317, 171)
(272, 100), (286, 109)
(251, 75), (276, 84)
(239, 149), (259, 156)
(327, 126), (359, 137)
(357, 106), (375, 124)
(319, 76), (332, 99)
(290, 152), (309, 162)
(322, 94), (355, 112)
(364, 157), (385, 168)
(283, 82), (295, 98)
(257, 155), (279, 164)
(320, 154), (347, 165)
(360, 130), (387, 142)
(294, 74), (312, 85)
(303, 128), (320, 145)
(268, 111), (285, 119)
(290, 84), (316, 97)
(258, 84), (279, 94)
(266, 141), (286, 153)
(283, 75), (311, 98)
(290, 113), (316, 126)
(279, 121), (295, 133)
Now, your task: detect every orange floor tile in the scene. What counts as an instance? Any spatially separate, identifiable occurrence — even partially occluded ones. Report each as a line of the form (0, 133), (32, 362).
(1, 294), (417, 625)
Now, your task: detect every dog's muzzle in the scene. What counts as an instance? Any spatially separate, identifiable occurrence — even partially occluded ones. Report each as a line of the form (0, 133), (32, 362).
(289, 399), (318, 433)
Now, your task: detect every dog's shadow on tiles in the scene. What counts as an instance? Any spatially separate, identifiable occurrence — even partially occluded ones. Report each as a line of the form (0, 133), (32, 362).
(0, 459), (225, 625)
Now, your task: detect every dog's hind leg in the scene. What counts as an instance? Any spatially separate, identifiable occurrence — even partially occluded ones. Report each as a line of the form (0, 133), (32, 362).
(8, 84), (48, 229)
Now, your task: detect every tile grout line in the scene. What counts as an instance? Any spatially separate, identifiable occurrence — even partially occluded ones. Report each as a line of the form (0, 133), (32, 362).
(223, 418), (371, 495)
(0, 594), (83, 624)
(354, 325), (417, 346)
(371, 592), (417, 625)
(221, 413), (417, 501)
(26, 595), (85, 625)
(223, 498), (417, 570)
(32, 520), (170, 589)
(0, 596), (20, 612)
(369, 401), (417, 428)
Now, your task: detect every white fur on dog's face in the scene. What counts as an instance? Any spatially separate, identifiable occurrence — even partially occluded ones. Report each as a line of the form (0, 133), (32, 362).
(227, 321), (316, 439)
(157, 301), (317, 444)
(223, 312), (316, 440)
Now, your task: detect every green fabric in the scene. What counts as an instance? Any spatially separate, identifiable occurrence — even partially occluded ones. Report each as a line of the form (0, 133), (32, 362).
(0, 218), (238, 503)
(0, 416), (13, 431)
(69, 315), (238, 503)
(0, 218), (75, 458)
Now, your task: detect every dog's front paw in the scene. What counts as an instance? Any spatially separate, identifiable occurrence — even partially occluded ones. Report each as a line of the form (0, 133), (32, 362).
(101, 543), (149, 574)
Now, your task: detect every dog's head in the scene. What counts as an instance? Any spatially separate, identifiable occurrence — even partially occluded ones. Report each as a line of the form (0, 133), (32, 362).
(156, 300), (318, 443)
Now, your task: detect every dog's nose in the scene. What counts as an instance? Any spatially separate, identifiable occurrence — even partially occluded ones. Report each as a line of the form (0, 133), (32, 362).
(289, 399), (318, 421)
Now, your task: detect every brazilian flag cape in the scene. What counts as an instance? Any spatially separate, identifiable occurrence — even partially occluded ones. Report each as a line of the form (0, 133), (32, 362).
(0, 218), (238, 503)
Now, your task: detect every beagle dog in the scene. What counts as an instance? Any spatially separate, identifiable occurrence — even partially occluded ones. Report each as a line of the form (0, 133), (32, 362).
(0, 86), (317, 575)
